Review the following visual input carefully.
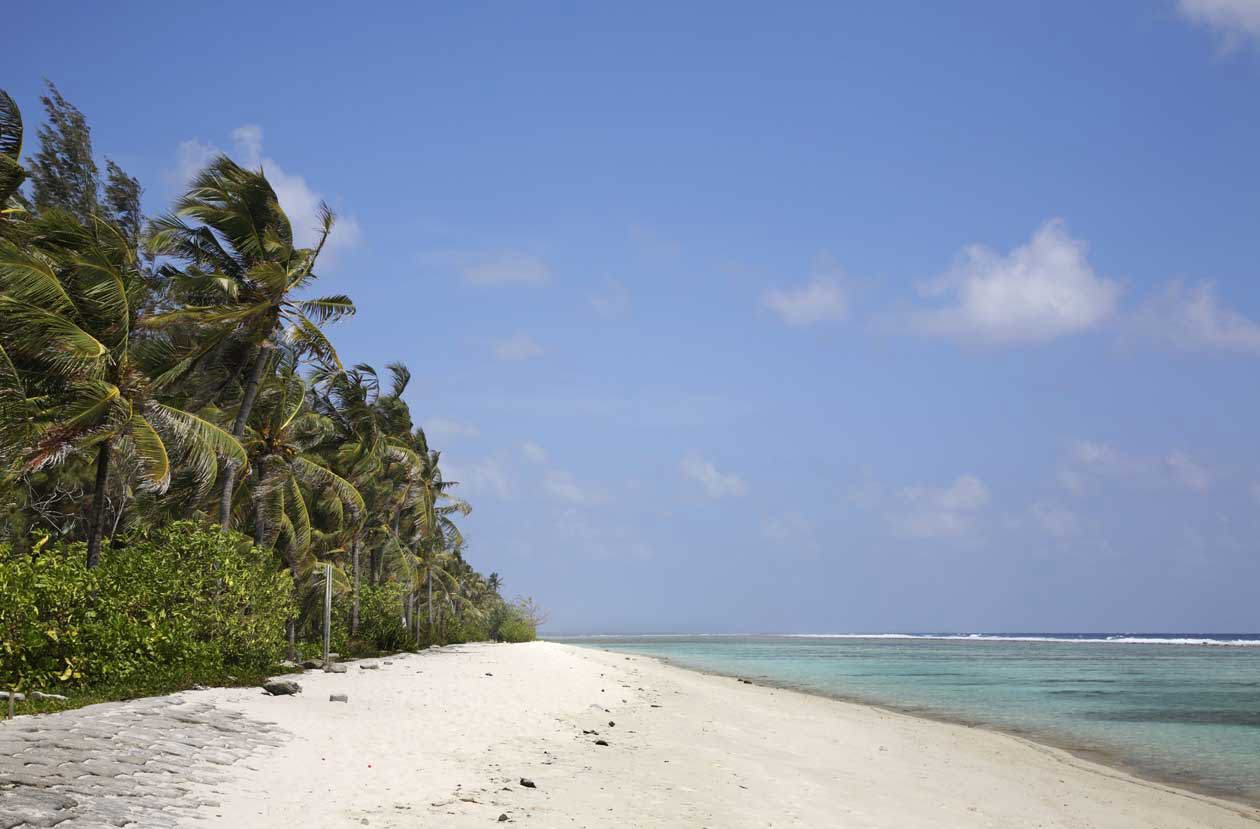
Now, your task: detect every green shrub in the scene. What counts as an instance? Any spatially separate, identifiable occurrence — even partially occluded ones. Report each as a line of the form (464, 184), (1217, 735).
(356, 582), (414, 652)
(497, 617), (536, 643)
(486, 597), (541, 643)
(0, 522), (294, 692)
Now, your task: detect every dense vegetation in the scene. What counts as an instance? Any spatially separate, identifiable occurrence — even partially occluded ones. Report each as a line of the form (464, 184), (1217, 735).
(0, 85), (540, 701)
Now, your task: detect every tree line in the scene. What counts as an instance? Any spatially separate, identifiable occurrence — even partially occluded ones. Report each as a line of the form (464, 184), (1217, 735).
(0, 83), (518, 650)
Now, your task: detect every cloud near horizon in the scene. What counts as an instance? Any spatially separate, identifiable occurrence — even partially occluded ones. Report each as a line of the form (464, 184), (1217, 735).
(173, 126), (362, 262)
(894, 475), (990, 538)
(908, 219), (1120, 344)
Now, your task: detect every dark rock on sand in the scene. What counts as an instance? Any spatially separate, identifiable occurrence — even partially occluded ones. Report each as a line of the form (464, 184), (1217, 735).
(594, 739), (609, 747)
(329, 694), (348, 703)
(326, 663), (348, 674)
(499, 814), (510, 822)
(263, 680), (301, 696)
(519, 778), (536, 789)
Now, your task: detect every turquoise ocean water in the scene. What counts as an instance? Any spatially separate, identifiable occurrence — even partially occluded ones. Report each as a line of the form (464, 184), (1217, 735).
(555, 634), (1260, 804)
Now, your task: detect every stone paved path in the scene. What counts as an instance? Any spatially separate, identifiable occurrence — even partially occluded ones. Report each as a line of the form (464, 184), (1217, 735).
(0, 694), (286, 828)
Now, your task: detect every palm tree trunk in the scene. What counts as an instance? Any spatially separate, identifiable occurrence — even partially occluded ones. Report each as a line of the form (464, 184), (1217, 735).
(219, 343), (271, 528)
(350, 535), (361, 636)
(85, 439), (112, 569)
(427, 569), (433, 641)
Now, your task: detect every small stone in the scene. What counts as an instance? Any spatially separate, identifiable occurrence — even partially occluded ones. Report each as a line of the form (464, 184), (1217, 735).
(519, 778), (536, 788)
(263, 680), (301, 696)
(594, 739), (609, 747)
(329, 694), (349, 703)
(384, 661), (394, 665)
(485, 672), (493, 676)
(499, 814), (510, 822)
(326, 663), (348, 674)
(360, 664), (379, 670)
(608, 721), (615, 727)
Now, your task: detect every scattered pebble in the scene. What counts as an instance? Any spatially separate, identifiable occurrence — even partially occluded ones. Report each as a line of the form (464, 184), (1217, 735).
(594, 740), (609, 747)
(499, 814), (510, 822)
(519, 778), (536, 789)
(330, 694), (349, 703)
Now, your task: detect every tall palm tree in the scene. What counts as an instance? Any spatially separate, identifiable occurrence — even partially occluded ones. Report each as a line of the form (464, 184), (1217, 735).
(233, 361), (364, 575)
(146, 156), (354, 528)
(0, 211), (246, 565)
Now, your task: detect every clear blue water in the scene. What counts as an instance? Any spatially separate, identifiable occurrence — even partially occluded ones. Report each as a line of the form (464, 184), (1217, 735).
(554, 634), (1260, 804)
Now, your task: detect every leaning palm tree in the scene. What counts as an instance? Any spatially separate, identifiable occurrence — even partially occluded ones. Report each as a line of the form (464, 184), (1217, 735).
(0, 90), (27, 221)
(146, 156), (354, 528)
(0, 211), (246, 566)
(233, 361), (364, 575)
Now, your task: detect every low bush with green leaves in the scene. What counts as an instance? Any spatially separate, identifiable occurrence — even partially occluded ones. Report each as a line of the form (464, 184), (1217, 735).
(0, 522), (294, 693)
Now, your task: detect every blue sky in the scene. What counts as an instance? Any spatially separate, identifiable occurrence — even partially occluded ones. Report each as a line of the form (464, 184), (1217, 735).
(10, 1), (1260, 632)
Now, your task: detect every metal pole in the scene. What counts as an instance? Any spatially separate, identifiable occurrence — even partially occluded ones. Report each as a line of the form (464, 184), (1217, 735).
(323, 563), (333, 669)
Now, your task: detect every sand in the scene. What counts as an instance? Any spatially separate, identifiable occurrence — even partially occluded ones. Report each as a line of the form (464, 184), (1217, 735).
(185, 641), (1260, 827)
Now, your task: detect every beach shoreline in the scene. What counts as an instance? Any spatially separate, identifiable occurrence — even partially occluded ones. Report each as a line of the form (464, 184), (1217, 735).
(595, 645), (1260, 812)
(175, 640), (1258, 827)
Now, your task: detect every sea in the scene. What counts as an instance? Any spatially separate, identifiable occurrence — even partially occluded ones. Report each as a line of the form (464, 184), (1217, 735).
(553, 633), (1260, 805)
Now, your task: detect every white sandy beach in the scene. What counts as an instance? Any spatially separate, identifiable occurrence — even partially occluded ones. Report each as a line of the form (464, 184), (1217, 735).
(184, 641), (1260, 828)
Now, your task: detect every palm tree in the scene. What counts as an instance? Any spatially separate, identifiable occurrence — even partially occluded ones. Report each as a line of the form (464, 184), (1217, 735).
(0, 91), (26, 221)
(233, 360), (364, 575)
(146, 156), (354, 528)
(0, 211), (246, 566)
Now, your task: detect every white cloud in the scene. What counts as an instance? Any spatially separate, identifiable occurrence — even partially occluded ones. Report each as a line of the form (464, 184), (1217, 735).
(441, 457), (514, 499)
(1178, 0), (1260, 47)
(590, 278), (630, 318)
(1059, 440), (1210, 494)
(493, 334), (544, 362)
(1165, 452), (1211, 492)
(424, 417), (480, 442)
(756, 508), (816, 554)
(171, 125), (362, 263)
(910, 219), (1119, 343)
(895, 475), (989, 538)
(463, 251), (551, 285)
(762, 254), (850, 326)
(1030, 501), (1080, 538)
(1129, 281), (1260, 354)
(680, 453), (748, 498)
(520, 442), (548, 463)
(543, 470), (607, 504)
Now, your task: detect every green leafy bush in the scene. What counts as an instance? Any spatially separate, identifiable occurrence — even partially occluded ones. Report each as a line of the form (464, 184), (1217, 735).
(487, 598), (541, 643)
(355, 582), (414, 652)
(0, 522), (294, 692)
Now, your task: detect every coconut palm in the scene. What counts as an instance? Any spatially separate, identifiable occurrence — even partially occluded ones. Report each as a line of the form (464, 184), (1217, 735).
(232, 360), (364, 576)
(146, 156), (354, 528)
(0, 91), (27, 220)
(0, 211), (246, 566)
